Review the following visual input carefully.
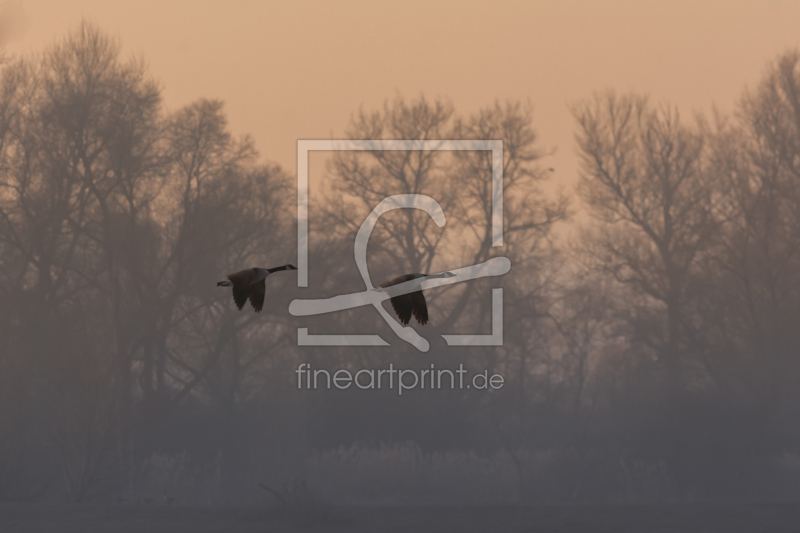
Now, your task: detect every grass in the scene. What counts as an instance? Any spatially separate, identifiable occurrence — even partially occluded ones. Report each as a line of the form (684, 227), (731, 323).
(1, 502), (800, 532)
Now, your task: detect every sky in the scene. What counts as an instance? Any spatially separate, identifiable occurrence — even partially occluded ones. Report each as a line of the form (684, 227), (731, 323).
(3, 0), (800, 194)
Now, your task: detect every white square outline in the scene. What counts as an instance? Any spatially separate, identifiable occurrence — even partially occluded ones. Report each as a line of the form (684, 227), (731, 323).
(296, 139), (504, 346)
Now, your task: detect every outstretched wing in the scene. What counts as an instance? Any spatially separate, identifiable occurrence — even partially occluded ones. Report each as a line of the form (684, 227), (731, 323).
(248, 279), (266, 313)
(410, 291), (428, 325)
(381, 274), (428, 326)
(388, 294), (414, 325)
(388, 291), (428, 325)
(226, 269), (255, 311)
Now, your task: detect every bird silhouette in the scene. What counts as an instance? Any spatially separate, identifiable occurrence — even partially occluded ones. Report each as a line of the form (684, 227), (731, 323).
(217, 264), (297, 312)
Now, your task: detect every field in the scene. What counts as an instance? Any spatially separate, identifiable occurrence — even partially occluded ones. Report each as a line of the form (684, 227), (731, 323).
(2, 503), (800, 532)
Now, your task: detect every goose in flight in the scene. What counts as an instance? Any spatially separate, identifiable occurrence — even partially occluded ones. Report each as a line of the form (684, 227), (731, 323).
(217, 264), (297, 312)
(378, 272), (455, 326)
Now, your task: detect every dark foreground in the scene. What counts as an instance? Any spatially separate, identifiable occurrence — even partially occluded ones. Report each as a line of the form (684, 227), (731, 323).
(1, 502), (799, 532)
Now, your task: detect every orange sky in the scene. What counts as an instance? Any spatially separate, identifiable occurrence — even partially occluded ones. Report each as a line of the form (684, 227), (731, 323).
(4, 0), (800, 192)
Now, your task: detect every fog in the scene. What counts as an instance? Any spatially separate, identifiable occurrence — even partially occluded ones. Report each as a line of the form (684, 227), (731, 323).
(2, 7), (800, 532)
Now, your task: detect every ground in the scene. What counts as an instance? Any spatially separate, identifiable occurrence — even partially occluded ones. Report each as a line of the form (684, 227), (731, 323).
(1, 502), (799, 532)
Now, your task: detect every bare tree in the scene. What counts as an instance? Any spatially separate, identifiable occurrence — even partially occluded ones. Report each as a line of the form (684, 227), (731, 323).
(573, 92), (715, 390)
(698, 51), (800, 403)
(322, 96), (455, 276)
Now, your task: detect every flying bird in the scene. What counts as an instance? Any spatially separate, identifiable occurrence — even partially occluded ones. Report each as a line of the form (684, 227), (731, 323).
(378, 272), (456, 326)
(217, 264), (297, 312)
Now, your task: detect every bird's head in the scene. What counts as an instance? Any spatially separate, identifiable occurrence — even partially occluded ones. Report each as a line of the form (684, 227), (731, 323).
(285, 264), (298, 270)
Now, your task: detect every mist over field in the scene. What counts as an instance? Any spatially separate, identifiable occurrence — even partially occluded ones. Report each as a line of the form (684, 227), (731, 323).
(2, 2), (800, 531)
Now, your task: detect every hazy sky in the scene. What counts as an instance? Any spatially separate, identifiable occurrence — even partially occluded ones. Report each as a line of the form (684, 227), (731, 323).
(4, 0), (800, 191)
